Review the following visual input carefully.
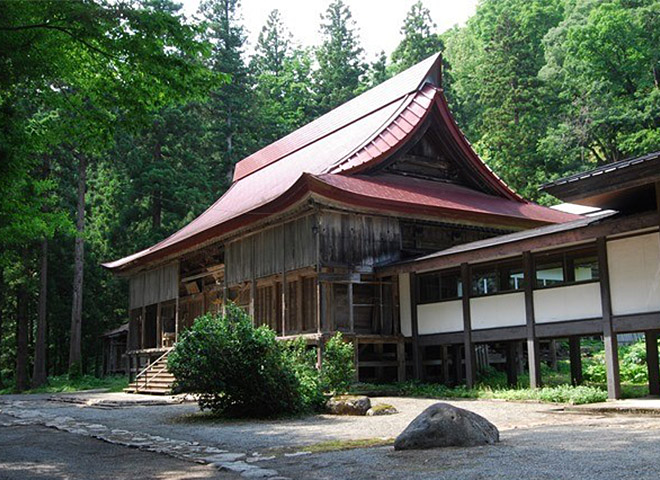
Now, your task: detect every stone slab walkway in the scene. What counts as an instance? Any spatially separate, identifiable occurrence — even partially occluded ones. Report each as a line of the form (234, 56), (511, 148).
(0, 400), (288, 480)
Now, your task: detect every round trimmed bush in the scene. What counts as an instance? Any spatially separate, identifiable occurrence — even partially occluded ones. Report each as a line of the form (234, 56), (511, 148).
(168, 304), (303, 418)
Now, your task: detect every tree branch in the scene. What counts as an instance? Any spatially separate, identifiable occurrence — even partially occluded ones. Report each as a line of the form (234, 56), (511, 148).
(0, 23), (118, 60)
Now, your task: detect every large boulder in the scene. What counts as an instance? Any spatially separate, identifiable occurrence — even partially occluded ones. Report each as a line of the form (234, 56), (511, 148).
(394, 402), (499, 450)
(326, 395), (371, 415)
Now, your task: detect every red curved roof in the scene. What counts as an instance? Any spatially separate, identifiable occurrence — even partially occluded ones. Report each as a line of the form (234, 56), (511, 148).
(104, 53), (578, 272)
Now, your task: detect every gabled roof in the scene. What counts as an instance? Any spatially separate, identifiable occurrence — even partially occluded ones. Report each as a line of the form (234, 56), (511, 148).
(541, 151), (660, 210)
(104, 53), (576, 273)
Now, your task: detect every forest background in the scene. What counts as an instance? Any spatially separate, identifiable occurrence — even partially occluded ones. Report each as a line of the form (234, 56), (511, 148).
(0, 0), (658, 390)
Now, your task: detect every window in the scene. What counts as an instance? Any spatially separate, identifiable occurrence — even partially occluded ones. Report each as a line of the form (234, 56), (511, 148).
(502, 264), (525, 291)
(418, 270), (462, 303)
(535, 246), (599, 288)
(535, 255), (565, 287)
(570, 253), (599, 282)
(471, 261), (524, 296)
(471, 267), (498, 295)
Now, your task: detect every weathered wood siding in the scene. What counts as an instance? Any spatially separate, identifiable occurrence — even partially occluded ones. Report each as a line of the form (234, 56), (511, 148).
(129, 263), (178, 309)
(226, 215), (317, 285)
(319, 212), (401, 267)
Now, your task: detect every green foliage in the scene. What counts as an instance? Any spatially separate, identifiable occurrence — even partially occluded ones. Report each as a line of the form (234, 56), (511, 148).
(314, 0), (367, 114)
(390, 1), (443, 74)
(354, 380), (608, 405)
(584, 339), (654, 385)
(281, 337), (325, 411)
(321, 333), (356, 394)
(168, 304), (307, 418)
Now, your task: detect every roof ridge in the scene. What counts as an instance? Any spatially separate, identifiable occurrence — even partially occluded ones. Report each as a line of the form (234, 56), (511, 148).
(232, 53), (442, 182)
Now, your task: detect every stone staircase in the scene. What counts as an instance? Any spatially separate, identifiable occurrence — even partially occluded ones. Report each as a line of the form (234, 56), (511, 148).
(124, 349), (175, 395)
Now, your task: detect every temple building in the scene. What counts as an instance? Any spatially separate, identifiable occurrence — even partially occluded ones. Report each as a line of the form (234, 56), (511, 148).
(103, 54), (659, 397)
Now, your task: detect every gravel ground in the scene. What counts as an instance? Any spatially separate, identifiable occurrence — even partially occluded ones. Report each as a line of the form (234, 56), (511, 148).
(2, 393), (660, 480)
(266, 421), (660, 480)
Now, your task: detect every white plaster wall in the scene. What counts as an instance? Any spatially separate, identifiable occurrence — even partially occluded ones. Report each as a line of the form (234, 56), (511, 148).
(398, 273), (412, 337)
(608, 233), (660, 316)
(534, 283), (602, 323)
(470, 292), (526, 330)
(417, 300), (463, 334)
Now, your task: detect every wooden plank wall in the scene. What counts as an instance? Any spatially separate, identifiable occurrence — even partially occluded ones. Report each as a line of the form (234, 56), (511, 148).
(319, 211), (401, 267)
(226, 215), (316, 285)
(129, 263), (178, 310)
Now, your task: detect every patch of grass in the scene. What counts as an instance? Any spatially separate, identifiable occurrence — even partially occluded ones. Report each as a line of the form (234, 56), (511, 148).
(352, 381), (609, 405)
(0, 374), (128, 395)
(269, 437), (394, 455)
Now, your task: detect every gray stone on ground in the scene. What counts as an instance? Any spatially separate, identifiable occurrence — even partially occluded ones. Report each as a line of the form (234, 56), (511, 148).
(394, 402), (499, 450)
(326, 395), (371, 416)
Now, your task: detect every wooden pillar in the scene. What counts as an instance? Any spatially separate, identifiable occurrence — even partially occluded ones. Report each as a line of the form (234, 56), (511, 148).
(597, 236), (621, 399)
(506, 341), (518, 387)
(156, 302), (162, 348)
(249, 280), (256, 321)
(348, 282), (355, 333)
(296, 278), (303, 333)
(409, 273), (422, 380)
(175, 289), (180, 341)
(569, 336), (583, 386)
(221, 284), (227, 317)
(140, 305), (146, 350)
(397, 340), (406, 382)
(354, 338), (360, 382)
(452, 344), (463, 385)
(316, 338), (324, 370)
(646, 330), (660, 397)
(523, 251), (541, 388)
(549, 339), (558, 371)
(461, 263), (475, 388)
(441, 345), (450, 385)
(374, 343), (384, 382)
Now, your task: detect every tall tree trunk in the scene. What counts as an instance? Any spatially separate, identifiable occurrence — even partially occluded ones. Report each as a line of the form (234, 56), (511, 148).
(68, 154), (86, 376)
(32, 238), (48, 388)
(16, 268), (29, 391)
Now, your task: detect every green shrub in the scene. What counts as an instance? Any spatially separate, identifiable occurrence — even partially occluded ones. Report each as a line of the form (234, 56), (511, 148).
(168, 304), (304, 418)
(584, 339), (655, 385)
(281, 337), (325, 410)
(321, 333), (355, 394)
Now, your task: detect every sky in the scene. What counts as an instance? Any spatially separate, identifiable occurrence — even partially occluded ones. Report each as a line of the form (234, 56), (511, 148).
(180, 0), (479, 60)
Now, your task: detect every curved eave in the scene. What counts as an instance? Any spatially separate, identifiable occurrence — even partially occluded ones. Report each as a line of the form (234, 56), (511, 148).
(330, 85), (523, 203)
(102, 174), (316, 274)
(305, 175), (571, 230)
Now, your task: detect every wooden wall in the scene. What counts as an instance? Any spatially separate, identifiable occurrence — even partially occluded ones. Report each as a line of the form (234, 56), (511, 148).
(319, 211), (401, 267)
(129, 263), (178, 310)
(226, 215), (317, 285)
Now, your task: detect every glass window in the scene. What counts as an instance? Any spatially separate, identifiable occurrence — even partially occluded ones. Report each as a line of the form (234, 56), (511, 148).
(570, 254), (599, 282)
(418, 270), (462, 303)
(440, 271), (462, 299)
(471, 268), (498, 295)
(535, 246), (599, 288)
(419, 273), (440, 303)
(535, 257), (564, 287)
(501, 264), (525, 291)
